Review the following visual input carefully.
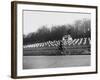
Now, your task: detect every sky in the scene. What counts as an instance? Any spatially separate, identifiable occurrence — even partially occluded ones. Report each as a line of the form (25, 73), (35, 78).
(23, 10), (91, 35)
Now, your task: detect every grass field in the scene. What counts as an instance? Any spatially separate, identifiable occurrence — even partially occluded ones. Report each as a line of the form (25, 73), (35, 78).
(23, 45), (90, 56)
(23, 55), (90, 69)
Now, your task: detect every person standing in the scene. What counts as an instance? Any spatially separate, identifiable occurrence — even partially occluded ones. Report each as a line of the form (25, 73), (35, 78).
(58, 40), (63, 54)
(62, 34), (73, 55)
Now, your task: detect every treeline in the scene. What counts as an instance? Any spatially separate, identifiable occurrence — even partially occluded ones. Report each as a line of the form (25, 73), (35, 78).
(23, 19), (91, 45)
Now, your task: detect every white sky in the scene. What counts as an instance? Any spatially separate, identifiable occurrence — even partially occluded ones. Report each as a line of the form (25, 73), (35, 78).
(23, 10), (91, 35)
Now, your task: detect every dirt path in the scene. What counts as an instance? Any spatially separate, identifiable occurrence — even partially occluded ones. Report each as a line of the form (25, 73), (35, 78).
(23, 55), (90, 69)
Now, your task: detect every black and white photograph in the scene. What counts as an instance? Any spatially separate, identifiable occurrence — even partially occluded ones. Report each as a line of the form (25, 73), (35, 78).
(11, 1), (97, 78)
(23, 10), (91, 69)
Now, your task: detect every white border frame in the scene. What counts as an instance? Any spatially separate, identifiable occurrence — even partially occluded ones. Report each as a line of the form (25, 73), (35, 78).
(16, 3), (97, 77)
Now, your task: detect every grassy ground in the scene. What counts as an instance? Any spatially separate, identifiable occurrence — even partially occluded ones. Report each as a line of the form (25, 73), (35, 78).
(23, 45), (90, 56)
(23, 55), (90, 69)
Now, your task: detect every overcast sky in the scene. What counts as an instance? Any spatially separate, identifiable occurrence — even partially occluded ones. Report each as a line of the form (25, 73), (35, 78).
(23, 10), (91, 35)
